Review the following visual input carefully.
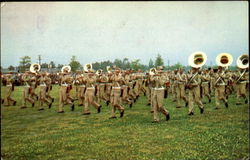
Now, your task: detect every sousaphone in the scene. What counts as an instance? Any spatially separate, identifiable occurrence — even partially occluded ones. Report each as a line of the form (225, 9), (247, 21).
(188, 51), (207, 68)
(149, 68), (156, 76)
(61, 65), (71, 73)
(106, 66), (112, 74)
(237, 54), (249, 69)
(30, 63), (41, 73)
(216, 53), (233, 67)
(84, 63), (93, 72)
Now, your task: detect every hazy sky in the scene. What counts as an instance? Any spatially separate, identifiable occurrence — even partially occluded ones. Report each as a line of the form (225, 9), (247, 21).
(1, 2), (248, 68)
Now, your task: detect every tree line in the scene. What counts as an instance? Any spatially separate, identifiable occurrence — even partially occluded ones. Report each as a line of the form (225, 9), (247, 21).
(2, 54), (238, 73)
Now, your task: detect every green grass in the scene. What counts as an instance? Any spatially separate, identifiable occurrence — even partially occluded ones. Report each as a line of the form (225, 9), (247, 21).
(1, 85), (249, 160)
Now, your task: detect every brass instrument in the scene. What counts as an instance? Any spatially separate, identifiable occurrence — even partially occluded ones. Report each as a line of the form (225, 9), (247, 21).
(188, 51), (207, 68)
(216, 53), (233, 67)
(30, 63), (41, 74)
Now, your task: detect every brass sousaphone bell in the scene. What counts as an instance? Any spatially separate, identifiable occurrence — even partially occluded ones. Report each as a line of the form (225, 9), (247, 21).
(84, 63), (93, 72)
(149, 68), (156, 76)
(30, 63), (41, 73)
(188, 51), (207, 68)
(216, 53), (233, 67)
(61, 65), (71, 73)
(237, 54), (249, 69)
(106, 66), (112, 74)
(96, 69), (103, 76)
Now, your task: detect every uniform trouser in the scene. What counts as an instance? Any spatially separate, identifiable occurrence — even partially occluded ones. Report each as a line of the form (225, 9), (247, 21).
(3, 86), (15, 106)
(84, 88), (100, 113)
(46, 85), (53, 100)
(128, 86), (137, 100)
(146, 86), (151, 104)
(65, 90), (74, 105)
(58, 86), (73, 112)
(99, 84), (109, 102)
(236, 83), (247, 103)
(176, 84), (187, 107)
(122, 86), (132, 104)
(110, 88), (124, 117)
(150, 88), (154, 111)
(210, 80), (215, 96)
(152, 89), (169, 121)
(78, 86), (85, 105)
(188, 86), (204, 113)
(215, 85), (227, 108)
(134, 80), (140, 96)
(30, 87), (38, 100)
(202, 83), (211, 101)
(22, 86), (34, 107)
(172, 85), (177, 101)
(39, 86), (50, 109)
(105, 84), (112, 102)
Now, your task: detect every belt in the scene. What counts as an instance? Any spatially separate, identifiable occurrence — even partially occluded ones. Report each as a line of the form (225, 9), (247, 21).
(202, 82), (209, 84)
(7, 85), (12, 87)
(40, 84), (46, 86)
(112, 87), (121, 89)
(100, 84), (105, 86)
(79, 85), (86, 87)
(153, 87), (165, 90)
(239, 81), (247, 83)
(61, 84), (68, 87)
(87, 87), (95, 89)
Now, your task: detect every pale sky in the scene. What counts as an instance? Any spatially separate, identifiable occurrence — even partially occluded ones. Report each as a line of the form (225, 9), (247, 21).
(1, 1), (248, 68)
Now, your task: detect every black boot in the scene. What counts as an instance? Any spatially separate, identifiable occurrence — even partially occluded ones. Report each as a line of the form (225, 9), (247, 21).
(97, 105), (102, 113)
(147, 103), (151, 106)
(57, 111), (64, 113)
(82, 112), (91, 115)
(225, 102), (228, 108)
(38, 108), (44, 111)
(52, 98), (54, 103)
(129, 103), (133, 108)
(109, 116), (117, 119)
(166, 113), (170, 121)
(200, 108), (204, 114)
(188, 112), (194, 116)
(48, 103), (52, 109)
(32, 103), (35, 107)
(71, 104), (75, 111)
(1, 99), (4, 104)
(106, 101), (110, 106)
(13, 101), (17, 106)
(185, 102), (188, 107)
(209, 99), (211, 103)
(245, 99), (248, 104)
(120, 110), (125, 117)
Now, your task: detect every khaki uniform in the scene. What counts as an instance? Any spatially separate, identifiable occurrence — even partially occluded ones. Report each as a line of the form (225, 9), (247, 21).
(45, 76), (54, 102)
(176, 72), (188, 107)
(214, 71), (228, 109)
(151, 75), (169, 122)
(58, 74), (74, 112)
(97, 74), (110, 104)
(201, 72), (211, 103)
(3, 76), (16, 106)
(30, 75), (38, 101)
(38, 76), (51, 110)
(110, 73), (125, 118)
(83, 75), (101, 114)
(21, 74), (35, 108)
(235, 70), (248, 104)
(76, 74), (86, 106)
(187, 71), (204, 114)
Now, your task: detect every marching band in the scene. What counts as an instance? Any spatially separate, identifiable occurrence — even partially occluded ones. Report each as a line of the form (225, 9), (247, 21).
(1, 53), (249, 122)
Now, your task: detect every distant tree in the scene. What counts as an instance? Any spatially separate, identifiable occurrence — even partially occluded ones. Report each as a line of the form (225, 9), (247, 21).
(122, 58), (130, 69)
(57, 64), (64, 69)
(41, 63), (48, 68)
(148, 58), (154, 68)
(19, 56), (31, 72)
(8, 65), (15, 71)
(130, 59), (142, 71)
(114, 59), (123, 68)
(69, 56), (81, 72)
(169, 62), (184, 70)
(49, 61), (56, 68)
(155, 54), (164, 67)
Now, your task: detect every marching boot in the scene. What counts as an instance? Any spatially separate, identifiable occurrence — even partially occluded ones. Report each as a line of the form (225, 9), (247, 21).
(200, 108), (204, 114)
(225, 102), (228, 108)
(48, 103), (52, 109)
(185, 102), (188, 107)
(109, 116), (117, 119)
(188, 112), (194, 116)
(166, 113), (170, 121)
(71, 104), (75, 111)
(97, 105), (102, 113)
(13, 101), (17, 106)
(120, 110), (125, 117)
(245, 99), (248, 104)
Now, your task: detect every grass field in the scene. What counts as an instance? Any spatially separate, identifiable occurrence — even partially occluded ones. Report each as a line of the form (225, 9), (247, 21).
(1, 85), (249, 160)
